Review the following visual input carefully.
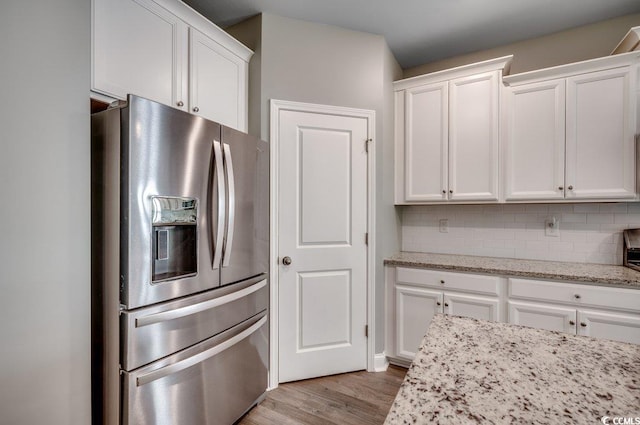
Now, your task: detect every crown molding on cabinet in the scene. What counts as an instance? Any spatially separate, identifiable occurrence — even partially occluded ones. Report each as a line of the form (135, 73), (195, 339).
(154, 0), (253, 61)
(612, 26), (640, 55)
(503, 51), (640, 87)
(393, 55), (513, 91)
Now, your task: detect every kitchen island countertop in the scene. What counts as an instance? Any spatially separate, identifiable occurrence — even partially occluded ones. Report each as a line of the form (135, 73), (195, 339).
(384, 252), (640, 289)
(385, 314), (640, 424)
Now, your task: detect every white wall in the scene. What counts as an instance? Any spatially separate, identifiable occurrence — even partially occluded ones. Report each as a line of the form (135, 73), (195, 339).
(401, 203), (638, 265)
(0, 1), (91, 424)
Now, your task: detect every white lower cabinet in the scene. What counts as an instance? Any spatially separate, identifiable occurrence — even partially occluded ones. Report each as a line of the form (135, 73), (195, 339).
(389, 267), (504, 362)
(508, 278), (640, 345)
(509, 301), (576, 334)
(395, 286), (441, 360)
(386, 266), (640, 365)
(577, 310), (640, 344)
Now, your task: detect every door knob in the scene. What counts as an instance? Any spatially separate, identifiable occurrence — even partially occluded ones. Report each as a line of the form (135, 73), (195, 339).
(282, 256), (292, 265)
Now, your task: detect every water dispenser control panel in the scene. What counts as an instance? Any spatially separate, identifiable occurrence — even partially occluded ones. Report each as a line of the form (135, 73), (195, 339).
(151, 196), (197, 282)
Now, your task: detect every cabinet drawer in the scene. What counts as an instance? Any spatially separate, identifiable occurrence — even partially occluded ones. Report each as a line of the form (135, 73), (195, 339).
(396, 267), (500, 295)
(509, 278), (640, 313)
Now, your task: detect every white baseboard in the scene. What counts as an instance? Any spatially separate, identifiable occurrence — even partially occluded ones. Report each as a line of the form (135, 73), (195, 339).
(373, 352), (389, 372)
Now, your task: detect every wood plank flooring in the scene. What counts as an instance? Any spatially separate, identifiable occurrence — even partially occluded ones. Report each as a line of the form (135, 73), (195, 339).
(237, 365), (407, 425)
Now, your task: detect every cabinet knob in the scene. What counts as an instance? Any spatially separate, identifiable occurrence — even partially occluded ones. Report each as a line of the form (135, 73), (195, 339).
(440, 279), (445, 284)
(568, 185), (573, 190)
(442, 190), (446, 194)
(444, 302), (449, 307)
(436, 301), (441, 306)
(558, 186), (563, 190)
(449, 190), (453, 194)
(580, 322), (587, 327)
(176, 101), (184, 107)
(193, 106), (200, 113)
(574, 294), (581, 299)
(569, 320), (575, 326)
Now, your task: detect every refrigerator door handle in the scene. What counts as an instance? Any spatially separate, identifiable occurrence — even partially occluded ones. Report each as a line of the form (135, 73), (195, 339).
(135, 313), (267, 387)
(134, 278), (267, 327)
(212, 140), (226, 270)
(222, 143), (235, 267)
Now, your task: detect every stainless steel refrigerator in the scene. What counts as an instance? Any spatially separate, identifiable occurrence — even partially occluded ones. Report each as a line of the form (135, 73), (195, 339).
(91, 95), (269, 425)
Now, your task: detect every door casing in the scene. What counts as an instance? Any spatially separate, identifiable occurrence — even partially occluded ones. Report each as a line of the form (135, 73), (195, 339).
(269, 99), (376, 389)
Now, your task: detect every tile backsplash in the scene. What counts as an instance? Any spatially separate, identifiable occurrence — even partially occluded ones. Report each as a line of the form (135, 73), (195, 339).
(401, 203), (640, 265)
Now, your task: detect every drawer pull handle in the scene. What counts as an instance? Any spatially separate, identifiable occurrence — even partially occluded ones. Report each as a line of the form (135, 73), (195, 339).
(574, 294), (581, 299)
(135, 278), (267, 327)
(569, 320), (575, 326)
(135, 314), (267, 386)
(580, 322), (587, 327)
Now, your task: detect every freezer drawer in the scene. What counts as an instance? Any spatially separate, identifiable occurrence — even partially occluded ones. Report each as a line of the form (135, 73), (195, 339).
(122, 312), (268, 425)
(121, 274), (268, 370)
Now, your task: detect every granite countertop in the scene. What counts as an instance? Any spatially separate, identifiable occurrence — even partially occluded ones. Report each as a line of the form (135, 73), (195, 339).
(385, 314), (640, 424)
(384, 252), (640, 289)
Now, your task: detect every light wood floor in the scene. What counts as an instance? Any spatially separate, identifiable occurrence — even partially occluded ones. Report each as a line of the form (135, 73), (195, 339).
(237, 365), (407, 425)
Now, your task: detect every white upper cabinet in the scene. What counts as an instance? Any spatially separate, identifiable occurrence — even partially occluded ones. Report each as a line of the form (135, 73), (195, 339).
(503, 53), (639, 201)
(189, 28), (247, 130)
(394, 56), (512, 204)
(503, 79), (566, 200)
(403, 81), (448, 202)
(449, 71), (500, 201)
(565, 66), (636, 200)
(92, 0), (188, 109)
(92, 0), (252, 130)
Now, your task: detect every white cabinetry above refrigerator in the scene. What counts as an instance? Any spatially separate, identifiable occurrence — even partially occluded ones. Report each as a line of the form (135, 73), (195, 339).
(91, 0), (251, 131)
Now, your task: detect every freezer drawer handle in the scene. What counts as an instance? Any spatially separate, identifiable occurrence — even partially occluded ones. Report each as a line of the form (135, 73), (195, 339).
(135, 278), (267, 327)
(212, 140), (226, 270)
(222, 143), (235, 267)
(135, 314), (267, 387)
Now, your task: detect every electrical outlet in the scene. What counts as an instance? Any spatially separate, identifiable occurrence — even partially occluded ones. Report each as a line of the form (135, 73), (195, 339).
(439, 219), (449, 233)
(545, 217), (560, 237)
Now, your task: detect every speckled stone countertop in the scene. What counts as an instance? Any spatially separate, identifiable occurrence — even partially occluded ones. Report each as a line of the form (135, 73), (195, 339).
(385, 314), (640, 424)
(385, 252), (640, 289)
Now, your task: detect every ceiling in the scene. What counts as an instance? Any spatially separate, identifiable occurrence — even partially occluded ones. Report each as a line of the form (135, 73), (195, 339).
(184, 0), (640, 69)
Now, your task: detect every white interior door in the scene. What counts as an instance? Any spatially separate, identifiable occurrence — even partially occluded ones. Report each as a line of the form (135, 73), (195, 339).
(276, 106), (369, 383)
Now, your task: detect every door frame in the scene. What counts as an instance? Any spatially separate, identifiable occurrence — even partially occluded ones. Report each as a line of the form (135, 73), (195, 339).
(269, 99), (376, 389)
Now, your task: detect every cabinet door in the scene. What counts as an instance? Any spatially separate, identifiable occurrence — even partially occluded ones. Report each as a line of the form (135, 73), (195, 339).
(577, 310), (640, 344)
(503, 79), (566, 200)
(395, 286), (442, 360)
(565, 66), (636, 199)
(449, 71), (500, 201)
(92, 0), (188, 109)
(189, 28), (247, 130)
(444, 293), (500, 322)
(403, 82), (449, 202)
(508, 301), (576, 334)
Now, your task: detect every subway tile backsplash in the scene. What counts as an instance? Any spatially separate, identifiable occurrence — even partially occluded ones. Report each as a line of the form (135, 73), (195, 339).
(401, 203), (640, 265)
